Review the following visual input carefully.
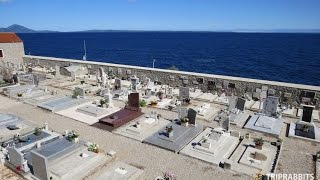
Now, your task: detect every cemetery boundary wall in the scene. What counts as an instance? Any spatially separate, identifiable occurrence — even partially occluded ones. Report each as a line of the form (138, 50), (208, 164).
(23, 55), (320, 108)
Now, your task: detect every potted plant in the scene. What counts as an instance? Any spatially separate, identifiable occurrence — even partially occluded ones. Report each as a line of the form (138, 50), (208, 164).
(245, 133), (250, 139)
(302, 124), (309, 132)
(156, 91), (165, 101)
(72, 90), (80, 99)
(100, 99), (106, 107)
(180, 117), (189, 127)
(17, 93), (23, 97)
(184, 98), (191, 104)
(34, 127), (42, 136)
(67, 130), (79, 143)
(166, 126), (173, 137)
(139, 100), (147, 107)
(80, 80), (85, 85)
(88, 143), (99, 153)
(163, 171), (176, 180)
(201, 136), (211, 148)
(253, 137), (264, 150)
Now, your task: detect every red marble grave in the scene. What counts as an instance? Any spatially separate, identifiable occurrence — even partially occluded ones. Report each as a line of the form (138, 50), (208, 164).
(92, 93), (143, 131)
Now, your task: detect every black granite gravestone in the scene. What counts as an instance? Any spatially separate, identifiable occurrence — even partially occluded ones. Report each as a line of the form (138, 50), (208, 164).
(236, 97), (246, 111)
(302, 106), (314, 123)
(188, 108), (197, 125)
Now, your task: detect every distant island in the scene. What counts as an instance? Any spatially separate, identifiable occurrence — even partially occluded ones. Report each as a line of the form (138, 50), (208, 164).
(1, 24), (320, 33)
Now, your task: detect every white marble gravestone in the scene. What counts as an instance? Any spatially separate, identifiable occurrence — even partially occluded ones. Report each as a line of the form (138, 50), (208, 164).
(55, 65), (60, 76)
(131, 76), (139, 91)
(178, 107), (188, 119)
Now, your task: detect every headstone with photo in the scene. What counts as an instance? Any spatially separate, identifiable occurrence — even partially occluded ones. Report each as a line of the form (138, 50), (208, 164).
(114, 78), (121, 90)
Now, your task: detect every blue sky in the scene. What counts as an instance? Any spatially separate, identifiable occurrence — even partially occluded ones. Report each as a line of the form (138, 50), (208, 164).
(1, 0), (320, 31)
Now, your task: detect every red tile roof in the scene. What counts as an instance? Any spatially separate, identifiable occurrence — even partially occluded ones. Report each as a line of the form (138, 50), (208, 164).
(0, 33), (23, 43)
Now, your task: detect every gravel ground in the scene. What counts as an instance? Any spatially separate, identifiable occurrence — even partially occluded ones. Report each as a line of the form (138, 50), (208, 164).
(0, 79), (319, 179)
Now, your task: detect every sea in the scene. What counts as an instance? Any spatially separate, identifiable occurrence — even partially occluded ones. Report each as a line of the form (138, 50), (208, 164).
(18, 32), (320, 86)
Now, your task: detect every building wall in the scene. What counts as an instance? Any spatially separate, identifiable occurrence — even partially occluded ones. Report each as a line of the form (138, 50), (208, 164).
(23, 55), (320, 108)
(0, 42), (25, 69)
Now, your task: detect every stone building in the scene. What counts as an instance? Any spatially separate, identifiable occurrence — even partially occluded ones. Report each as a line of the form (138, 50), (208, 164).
(0, 33), (25, 70)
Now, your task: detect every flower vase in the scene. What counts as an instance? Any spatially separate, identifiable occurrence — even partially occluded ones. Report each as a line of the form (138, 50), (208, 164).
(74, 137), (79, 143)
(182, 122), (189, 127)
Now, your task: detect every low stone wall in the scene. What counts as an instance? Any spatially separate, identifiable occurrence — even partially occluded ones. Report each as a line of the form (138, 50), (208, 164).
(23, 55), (320, 108)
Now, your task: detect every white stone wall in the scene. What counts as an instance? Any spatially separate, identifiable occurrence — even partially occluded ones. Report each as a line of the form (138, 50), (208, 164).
(0, 42), (25, 69)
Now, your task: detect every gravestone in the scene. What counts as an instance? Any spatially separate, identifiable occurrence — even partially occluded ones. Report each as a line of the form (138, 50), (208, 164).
(117, 68), (122, 75)
(228, 96), (238, 111)
(300, 91), (316, 103)
(262, 86), (268, 91)
(179, 87), (190, 100)
(7, 147), (24, 167)
(256, 88), (262, 93)
(245, 92), (253, 101)
(101, 74), (107, 88)
(31, 151), (49, 180)
(263, 96), (279, 117)
(260, 91), (267, 100)
(268, 89), (276, 96)
(236, 97), (246, 111)
(253, 92), (260, 99)
(104, 91), (113, 107)
(207, 81), (215, 91)
(218, 113), (230, 130)
(228, 83), (236, 89)
(188, 108), (197, 125)
(55, 65), (60, 76)
(127, 93), (140, 109)
(74, 87), (85, 97)
(71, 72), (76, 81)
(33, 74), (39, 86)
(114, 78), (121, 90)
(301, 105), (314, 123)
(223, 80), (229, 89)
(222, 116), (230, 131)
(178, 107), (188, 119)
(131, 77), (139, 91)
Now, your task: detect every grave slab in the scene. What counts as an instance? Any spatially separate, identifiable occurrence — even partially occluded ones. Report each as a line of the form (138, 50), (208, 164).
(213, 96), (229, 105)
(56, 102), (120, 125)
(92, 161), (144, 180)
(114, 115), (171, 142)
(180, 128), (239, 166)
(143, 120), (204, 153)
(244, 115), (283, 136)
(227, 139), (279, 176)
(194, 103), (220, 121)
(38, 96), (90, 112)
(194, 93), (218, 102)
(0, 114), (34, 143)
